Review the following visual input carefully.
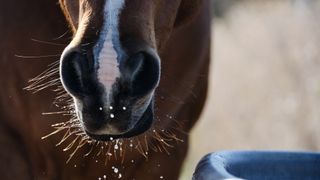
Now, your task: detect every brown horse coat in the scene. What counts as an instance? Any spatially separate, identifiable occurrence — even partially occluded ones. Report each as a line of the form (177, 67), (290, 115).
(0, 0), (210, 179)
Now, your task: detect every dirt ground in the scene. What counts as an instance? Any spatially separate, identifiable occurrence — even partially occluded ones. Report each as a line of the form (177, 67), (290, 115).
(181, 1), (320, 179)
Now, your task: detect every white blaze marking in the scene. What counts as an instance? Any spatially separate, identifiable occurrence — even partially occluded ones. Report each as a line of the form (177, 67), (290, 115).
(97, 0), (125, 93)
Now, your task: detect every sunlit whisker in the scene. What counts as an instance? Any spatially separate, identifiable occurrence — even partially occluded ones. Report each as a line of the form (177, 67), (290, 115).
(28, 56), (186, 165)
(84, 143), (95, 157)
(41, 128), (65, 140)
(63, 136), (79, 152)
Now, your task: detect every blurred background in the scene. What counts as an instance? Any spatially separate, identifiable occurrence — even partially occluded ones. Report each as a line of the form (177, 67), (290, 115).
(182, 0), (320, 179)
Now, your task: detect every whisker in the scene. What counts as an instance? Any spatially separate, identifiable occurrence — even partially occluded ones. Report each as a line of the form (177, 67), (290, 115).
(41, 128), (65, 140)
(96, 144), (104, 157)
(52, 30), (71, 40)
(31, 38), (67, 46)
(67, 142), (81, 164)
(56, 129), (72, 146)
(42, 111), (71, 115)
(28, 55), (188, 167)
(15, 54), (61, 59)
(84, 143), (95, 157)
(63, 136), (80, 152)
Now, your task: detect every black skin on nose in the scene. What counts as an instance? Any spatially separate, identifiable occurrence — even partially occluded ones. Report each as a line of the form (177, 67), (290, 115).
(60, 48), (159, 139)
(119, 51), (160, 97)
(61, 49), (160, 99)
(80, 93), (133, 133)
(60, 49), (98, 97)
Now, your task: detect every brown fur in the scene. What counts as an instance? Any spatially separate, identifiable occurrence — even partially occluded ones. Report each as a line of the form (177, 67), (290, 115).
(0, 0), (210, 179)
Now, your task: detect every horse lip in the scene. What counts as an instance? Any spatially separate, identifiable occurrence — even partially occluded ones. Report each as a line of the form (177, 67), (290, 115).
(84, 102), (154, 141)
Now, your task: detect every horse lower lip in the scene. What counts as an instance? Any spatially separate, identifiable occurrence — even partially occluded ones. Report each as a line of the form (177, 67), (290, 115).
(84, 103), (154, 141)
(85, 130), (125, 141)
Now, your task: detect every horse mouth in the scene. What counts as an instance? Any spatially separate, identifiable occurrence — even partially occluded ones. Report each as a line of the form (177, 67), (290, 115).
(83, 102), (154, 141)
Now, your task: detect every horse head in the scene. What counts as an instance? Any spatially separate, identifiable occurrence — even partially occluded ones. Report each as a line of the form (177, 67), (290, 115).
(59, 0), (203, 141)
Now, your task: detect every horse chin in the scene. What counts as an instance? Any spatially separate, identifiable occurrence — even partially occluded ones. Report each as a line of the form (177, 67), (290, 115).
(84, 103), (154, 141)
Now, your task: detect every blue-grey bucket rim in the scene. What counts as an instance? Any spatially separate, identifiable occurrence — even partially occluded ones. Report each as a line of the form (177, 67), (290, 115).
(193, 150), (320, 180)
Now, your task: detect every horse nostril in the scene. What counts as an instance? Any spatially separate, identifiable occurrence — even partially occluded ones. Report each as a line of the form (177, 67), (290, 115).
(60, 49), (91, 97)
(120, 53), (144, 82)
(120, 51), (160, 97)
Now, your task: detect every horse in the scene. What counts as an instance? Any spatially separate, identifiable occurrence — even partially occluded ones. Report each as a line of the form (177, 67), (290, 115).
(0, 0), (210, 179)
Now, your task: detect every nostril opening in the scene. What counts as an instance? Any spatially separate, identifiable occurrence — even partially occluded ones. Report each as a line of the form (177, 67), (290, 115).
(132, 52), (160, 95)
(121, 53), (144, 82)
(60, 50), (90, 97)
(121, 51), (160, 97)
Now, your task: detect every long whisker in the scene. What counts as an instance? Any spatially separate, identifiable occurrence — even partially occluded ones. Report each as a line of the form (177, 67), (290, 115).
(15, 54), (61, 59)
(31, 38), (67, 46)
(27, 52), (186, 166)
(63, 136), (80, 152)
(41, 128), (65, 140)
(52, 30), (71, 40)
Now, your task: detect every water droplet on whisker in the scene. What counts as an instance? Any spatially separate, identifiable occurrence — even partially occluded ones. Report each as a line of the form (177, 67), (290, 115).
(110, 114), (115, 118)
(114, 167), (119, 173)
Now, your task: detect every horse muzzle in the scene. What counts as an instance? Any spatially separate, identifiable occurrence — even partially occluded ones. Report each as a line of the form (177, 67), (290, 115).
(59, 45), (160, 141)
